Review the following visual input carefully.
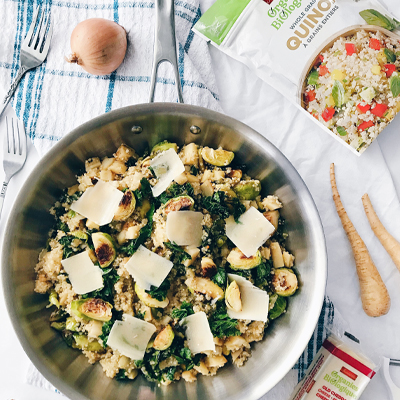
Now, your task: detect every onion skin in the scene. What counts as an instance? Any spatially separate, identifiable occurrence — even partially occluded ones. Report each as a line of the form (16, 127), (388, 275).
(68, 18), (127, 76)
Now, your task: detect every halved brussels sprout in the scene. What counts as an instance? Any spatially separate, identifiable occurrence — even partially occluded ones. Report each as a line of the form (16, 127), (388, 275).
(201, 257), (217, 278)
(263, 210), (279, 230)
(49, 307), (67, 322)
(163, 196), (194, 214)
(225, 280), (242, 312)
(272, 268), (298, 297)
(72, 334), (104, 352)
(92, 232), (117, 268)
(185, 276), (224, 299)
(71, 298), (113, 322)
(227, 248), (261, 270)
(234, 180), (261, 200)
(114, 190), (136, 221)
(153, 325), (175, 350)
(72, 230), (89, 241)
(151, 141), (178, 156)
(51, 321), (66, 331)
(201, 147), (234, 167)
(66, 316), (79, 331)
(48, 290), (60, 308)
(268, 294), (287, 320)
(135, 283), (169, 308)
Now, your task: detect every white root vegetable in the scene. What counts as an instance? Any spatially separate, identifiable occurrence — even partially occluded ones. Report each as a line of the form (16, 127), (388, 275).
(330, 163), (390, 317)
(362, 193), (400, 273)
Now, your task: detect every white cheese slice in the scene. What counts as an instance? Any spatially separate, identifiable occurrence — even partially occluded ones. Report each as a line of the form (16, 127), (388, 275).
(70, 180), (124, 226)
(181, 312), (215, 354)
(225, 206), (275, 257)
(124, 245), (173, 291)
(166, 211), (203, 247)
(107, 314), (156, 361)
(150, 148), (185, 197)
(61, 251), (103, 295)
(227, 274), (269, 322)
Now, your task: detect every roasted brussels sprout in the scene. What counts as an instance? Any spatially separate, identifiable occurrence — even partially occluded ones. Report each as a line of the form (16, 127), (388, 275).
(227, 247), (261, 270)
(272, 268), (298, 297)
(234, 180), (261, 200)
(92, 232), (117, 268)
(163, 196), (194, 214)
(151, 141), (178, 156)
(48, 290), (60, 308)
(185, 276), (224, 299)
(269, 294), (287, 320)
(201, 147), (234, 167)
(135, 283), (169, 308)
(225, 280), (242, 312)
(153, 325), (175, 350)
(201, 257), (217, 278)
(71, 230), (89, 241)
(114, 190), (136, 221)
(51, 321), (66, 331)
(72, 334), (104, 352)
(71, 298), (112, 322)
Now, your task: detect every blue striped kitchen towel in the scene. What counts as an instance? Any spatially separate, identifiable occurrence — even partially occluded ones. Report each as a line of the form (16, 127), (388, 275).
(26, 296), (338, 398)
(0, 0), (221, 156)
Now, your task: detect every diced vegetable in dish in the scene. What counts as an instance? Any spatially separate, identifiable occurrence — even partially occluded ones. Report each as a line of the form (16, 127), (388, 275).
(34, 143), (298, 384)
(303, 30), (400, 153)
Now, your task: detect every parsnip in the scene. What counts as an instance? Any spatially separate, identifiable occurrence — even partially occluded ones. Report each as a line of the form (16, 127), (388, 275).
(330, 164), (390, 317)
(362, 193), (400, 273)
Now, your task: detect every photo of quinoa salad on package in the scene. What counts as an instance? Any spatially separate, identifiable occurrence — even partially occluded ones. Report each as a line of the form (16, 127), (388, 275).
(303, 27), (400, 152)
(193, 0), (400, 154)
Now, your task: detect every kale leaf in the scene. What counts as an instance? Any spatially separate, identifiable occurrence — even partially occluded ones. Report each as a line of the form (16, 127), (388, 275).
(209, 301), (241, 338)
(201, 191), (230, 219)
(145, 279), (170, 301)
(82, 267), (120, 303)
(164, 241), (191, 265)
(252, 260), (272, 288)
(212, 268), (227, 288)
(201, 191), (245, 222)
(58, 235), (79, 259)
(171, 302), (194, 320)
(158, 182), (195, 205)
(133, 178), (152, 206)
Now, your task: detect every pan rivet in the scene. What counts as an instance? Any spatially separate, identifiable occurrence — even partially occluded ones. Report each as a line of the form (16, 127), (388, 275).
(190, 125), (201, 135)
(131, 125), (143, 134)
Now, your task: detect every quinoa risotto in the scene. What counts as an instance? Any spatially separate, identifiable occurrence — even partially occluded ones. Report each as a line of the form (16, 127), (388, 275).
(304, 29), (400, 153)
(34, 142), (298, 384)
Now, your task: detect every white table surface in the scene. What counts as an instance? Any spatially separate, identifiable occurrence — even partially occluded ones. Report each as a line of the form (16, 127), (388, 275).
(2, 0), (400, 398)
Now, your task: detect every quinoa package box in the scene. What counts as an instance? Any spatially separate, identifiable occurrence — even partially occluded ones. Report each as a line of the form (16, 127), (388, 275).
(193, 0), (400, 155)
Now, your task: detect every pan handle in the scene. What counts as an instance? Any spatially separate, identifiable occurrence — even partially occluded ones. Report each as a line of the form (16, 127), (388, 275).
(149, 0), (184, 103)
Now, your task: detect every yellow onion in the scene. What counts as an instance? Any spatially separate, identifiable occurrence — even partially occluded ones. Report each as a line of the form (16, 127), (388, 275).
(67, 18), (127, 75)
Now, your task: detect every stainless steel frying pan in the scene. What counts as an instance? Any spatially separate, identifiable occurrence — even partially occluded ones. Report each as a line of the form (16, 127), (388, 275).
(1, 1), (327, 399)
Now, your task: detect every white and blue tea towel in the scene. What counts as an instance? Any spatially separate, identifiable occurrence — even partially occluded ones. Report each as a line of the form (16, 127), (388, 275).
(0, 0), (221, 156)
(26, 297), (339, 399)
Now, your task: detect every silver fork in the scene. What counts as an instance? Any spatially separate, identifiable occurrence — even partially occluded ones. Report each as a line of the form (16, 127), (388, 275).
(0, 117), (27, 218)
(0, 7), (53, 119)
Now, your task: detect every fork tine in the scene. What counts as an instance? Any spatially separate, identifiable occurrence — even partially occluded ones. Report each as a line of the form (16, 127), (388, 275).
(18, 119), (27, 157)
(30, 9), (45, 49)
(25, 7), (40, 47)
(41, 19), (53, 56)
(4, 117), (9, 153)
(11, 118), (16, 155)
(38, 15), (51, 53)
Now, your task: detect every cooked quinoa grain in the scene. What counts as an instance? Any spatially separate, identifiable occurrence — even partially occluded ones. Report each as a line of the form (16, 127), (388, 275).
(34, 143), (298, 384)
